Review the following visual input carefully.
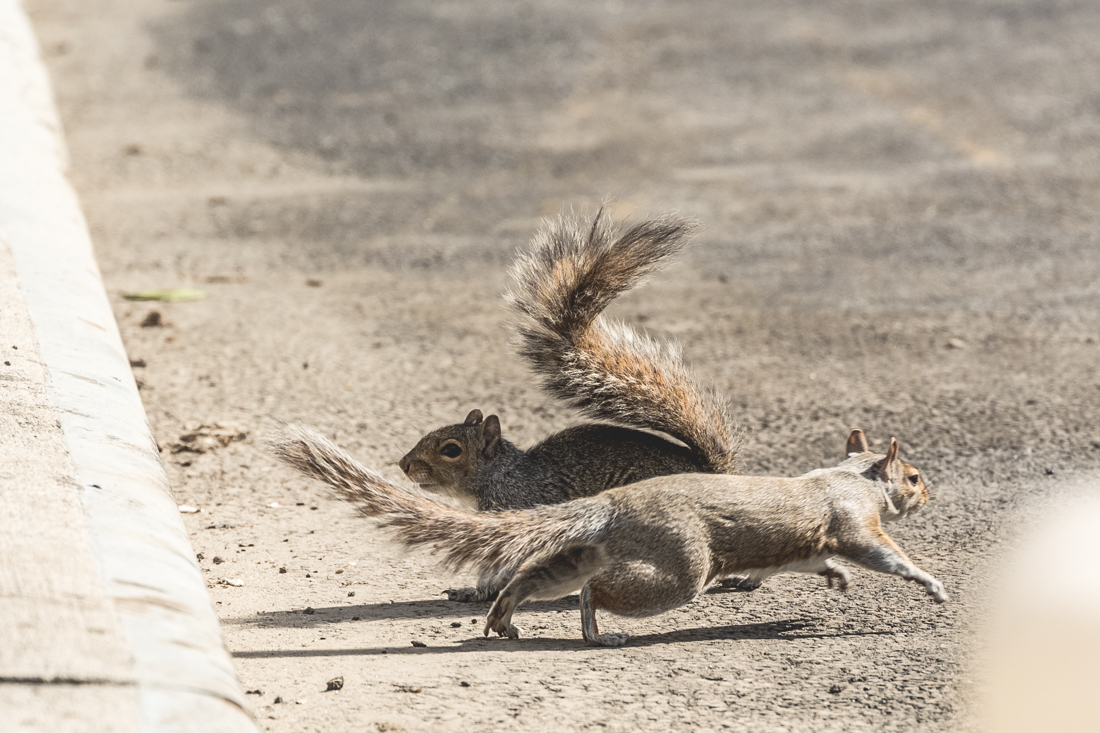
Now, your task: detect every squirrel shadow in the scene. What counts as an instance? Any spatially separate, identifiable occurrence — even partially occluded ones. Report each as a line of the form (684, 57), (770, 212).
(226, 595), (579, 629)
(229, 578), (782, 630)
(231, 618), (895, 659)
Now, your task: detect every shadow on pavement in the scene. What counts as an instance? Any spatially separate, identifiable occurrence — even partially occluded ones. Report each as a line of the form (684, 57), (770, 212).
(223, 595), (581, 627)
(230, 617), (895, 657)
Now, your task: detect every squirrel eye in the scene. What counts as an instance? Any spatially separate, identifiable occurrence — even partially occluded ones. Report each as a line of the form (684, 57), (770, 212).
(907, 474), (920, 485)
(440, 442), (463, 458)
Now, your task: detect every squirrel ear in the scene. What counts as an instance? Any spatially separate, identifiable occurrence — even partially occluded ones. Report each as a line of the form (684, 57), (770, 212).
(886, 437), (899, 464)
(875, 437), (900, 478)
(846, 429), (870, 456)
(481, 414), (501, 458)
(463, 409), (484, 426)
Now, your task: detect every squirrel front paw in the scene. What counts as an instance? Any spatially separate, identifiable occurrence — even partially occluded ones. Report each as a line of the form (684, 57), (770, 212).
(924, 579), (949, 604)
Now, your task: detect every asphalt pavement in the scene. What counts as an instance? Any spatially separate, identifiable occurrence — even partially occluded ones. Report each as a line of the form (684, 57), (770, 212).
(21, 0), (1100, 730)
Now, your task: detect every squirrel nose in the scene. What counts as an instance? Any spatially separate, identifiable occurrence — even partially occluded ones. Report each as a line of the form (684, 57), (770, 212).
(398, 456), (411, 476)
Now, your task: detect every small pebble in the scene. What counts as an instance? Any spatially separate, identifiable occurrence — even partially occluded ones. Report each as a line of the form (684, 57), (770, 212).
(411, 640), (426, 648)
(347, 591), (355, 597)
(450, 621), (462, 628)
(273, 696), (282, 704)
(326, 676), (344, 692)
(278, 567), (287, 574)
(212, 556), (223, 565)
(459, 681), (470, 688)
(304, 607), (315, 615)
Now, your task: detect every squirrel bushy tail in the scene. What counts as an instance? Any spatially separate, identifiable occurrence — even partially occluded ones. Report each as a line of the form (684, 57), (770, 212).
(506, 209), (740, 474)
(272, 425), (614, 571)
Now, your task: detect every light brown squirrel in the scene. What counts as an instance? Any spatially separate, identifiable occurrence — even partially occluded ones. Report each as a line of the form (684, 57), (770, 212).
(274, 426), (948, 648)
(396, 210), (743, 599)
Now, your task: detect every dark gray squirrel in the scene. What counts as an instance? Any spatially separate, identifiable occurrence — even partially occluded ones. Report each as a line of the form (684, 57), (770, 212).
(396, 210), (748, 601)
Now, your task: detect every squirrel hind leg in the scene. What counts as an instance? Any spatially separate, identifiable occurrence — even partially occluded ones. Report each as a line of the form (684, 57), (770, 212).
(580, 582), (629, 647)
(484, 546), (607, 641)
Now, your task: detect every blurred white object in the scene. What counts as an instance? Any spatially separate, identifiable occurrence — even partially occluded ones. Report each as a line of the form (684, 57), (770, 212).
(982, 488), (1100, 733)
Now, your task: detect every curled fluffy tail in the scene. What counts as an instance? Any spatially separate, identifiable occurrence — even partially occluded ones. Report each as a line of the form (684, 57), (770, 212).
(506, 209), (740, 474)
(271, 425), (613, 571)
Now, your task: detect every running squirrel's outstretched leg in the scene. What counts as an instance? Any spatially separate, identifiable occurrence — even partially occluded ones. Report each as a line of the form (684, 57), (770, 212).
(843, 526), (948, 602)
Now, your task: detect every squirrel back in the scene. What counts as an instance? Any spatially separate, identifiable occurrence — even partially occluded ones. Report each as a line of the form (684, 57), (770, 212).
(399, 409), (709, 511)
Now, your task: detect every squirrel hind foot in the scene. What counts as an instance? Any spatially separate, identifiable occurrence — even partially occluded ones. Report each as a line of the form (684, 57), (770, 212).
(444, 586), (501, 603)
(719, 575), (762, 592)
(586, 632), (629, 648)
(483, 612), (523, 639)
(445, 587), (482, 603)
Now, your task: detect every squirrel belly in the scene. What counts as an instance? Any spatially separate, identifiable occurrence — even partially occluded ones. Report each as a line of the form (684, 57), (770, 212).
(275, 426), (949, 647)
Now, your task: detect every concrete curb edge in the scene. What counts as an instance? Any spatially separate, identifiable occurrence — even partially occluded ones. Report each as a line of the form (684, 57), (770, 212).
(0, 1), (257, 730)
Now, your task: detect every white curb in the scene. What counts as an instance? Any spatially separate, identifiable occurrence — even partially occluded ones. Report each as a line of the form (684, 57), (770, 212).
(0, 1), (256, 730)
